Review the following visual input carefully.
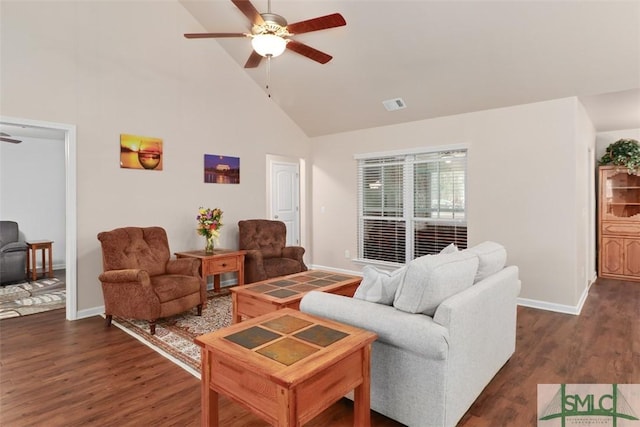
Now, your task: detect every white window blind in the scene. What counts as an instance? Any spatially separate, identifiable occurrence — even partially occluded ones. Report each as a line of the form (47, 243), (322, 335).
(357, 149), (467, 264)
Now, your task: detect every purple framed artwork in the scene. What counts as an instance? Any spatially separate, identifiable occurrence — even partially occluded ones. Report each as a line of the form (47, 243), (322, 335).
(204, 154), (240, 184)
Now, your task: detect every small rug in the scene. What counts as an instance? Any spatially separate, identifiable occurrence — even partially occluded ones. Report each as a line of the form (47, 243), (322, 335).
(110, 290), (232, 377)
(0, 277), (65, 319)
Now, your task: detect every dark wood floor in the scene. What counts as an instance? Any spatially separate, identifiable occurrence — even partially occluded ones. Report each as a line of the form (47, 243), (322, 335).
(0, 278), (638, 426)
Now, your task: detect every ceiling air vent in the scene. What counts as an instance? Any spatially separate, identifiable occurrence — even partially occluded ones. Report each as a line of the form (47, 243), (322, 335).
(382, 98), (407, 112)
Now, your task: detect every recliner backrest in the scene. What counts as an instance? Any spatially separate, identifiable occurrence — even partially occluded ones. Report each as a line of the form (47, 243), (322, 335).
(0, 221), (19, 248)
(97, 226), (170, 276)
(238, 220), (286, 258)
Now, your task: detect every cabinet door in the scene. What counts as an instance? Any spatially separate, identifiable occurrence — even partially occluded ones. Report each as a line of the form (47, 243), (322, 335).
(624, 239), (640, 276)
(601, 238), (624, 275)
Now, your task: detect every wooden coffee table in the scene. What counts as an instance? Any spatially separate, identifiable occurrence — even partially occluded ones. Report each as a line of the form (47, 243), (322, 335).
(195, 308), (377, 427)
(230, 270), (361, 323)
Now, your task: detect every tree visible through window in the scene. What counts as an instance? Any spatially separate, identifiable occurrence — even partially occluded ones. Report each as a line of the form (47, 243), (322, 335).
(357, 149), (467, 264)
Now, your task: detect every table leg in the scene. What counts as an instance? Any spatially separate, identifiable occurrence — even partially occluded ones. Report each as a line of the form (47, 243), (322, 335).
(353, 344), (372, 427)
(25, 249), (30, 282)
(231, 293), (240, 324)
(200, 349), (219, 427)
(47, 245), (54, 278)
(41, 249), (45, 279)
(238, 256), (245, 286)
(276, 385), (297, 427)
(213, 274), (221, 292)
(31, 247), (37, 281)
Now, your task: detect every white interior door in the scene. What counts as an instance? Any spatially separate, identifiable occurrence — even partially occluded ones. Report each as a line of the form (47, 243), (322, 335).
(271, 162), (300, 246)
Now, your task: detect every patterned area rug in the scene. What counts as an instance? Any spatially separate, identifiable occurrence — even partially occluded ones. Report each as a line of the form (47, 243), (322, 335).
(0, 278), (65, 319)
(110, 290), (232, 377)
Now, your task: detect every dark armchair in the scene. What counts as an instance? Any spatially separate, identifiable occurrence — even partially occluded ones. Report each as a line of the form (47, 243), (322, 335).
(238, 219), (307, 284)
(97, 226), (206, 334)
(0, 221), (28, 285)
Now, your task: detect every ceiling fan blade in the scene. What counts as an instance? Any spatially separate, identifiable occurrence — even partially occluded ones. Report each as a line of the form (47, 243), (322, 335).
(231, 0), (265, 27)
(184, 33), (247, 39)
(286, 40), (333, 64)
(244, 50), (263, 68)
(286, 13), (346, 35)
(0, 136), (22, 143)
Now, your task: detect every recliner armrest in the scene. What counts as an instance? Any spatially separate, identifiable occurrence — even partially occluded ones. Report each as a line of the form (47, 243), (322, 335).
(282, 246), (305, 261)
(166, 258), (200, 277)
(1, 241), (28, 253)
(98, 269), (151, 286)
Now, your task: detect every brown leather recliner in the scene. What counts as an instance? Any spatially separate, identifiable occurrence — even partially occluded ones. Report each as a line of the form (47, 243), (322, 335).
(238, 219), (307, 284)
(97, 226), (206, 334)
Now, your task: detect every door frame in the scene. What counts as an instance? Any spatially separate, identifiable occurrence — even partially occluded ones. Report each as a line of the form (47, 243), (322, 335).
(266, 154), (306, 253)
(0, 115), (77, 320)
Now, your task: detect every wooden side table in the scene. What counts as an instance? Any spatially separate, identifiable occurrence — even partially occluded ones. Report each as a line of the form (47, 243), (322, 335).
(26, 240), (54, 282)
(174, 249), (246, 292)
(195, 308), (377, 427)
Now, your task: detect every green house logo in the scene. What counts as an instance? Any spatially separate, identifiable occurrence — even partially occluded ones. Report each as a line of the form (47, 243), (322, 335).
(539, 384), (639, 427)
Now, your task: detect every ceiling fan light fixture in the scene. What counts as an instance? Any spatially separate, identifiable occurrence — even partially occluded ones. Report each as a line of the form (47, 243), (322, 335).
(251, 34), (287, 57)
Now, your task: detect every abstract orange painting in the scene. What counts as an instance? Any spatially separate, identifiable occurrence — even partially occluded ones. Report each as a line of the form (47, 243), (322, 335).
(120, 134), (163, 170)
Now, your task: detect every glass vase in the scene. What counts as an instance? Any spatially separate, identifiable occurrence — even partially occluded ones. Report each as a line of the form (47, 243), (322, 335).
(205, 235), (215, 254)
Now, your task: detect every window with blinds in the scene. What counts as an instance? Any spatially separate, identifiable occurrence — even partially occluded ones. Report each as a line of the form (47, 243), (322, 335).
(357, 149), (467, 264)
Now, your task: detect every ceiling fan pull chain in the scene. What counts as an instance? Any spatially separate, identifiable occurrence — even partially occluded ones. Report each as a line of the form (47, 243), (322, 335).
(266, 55), (272, 98)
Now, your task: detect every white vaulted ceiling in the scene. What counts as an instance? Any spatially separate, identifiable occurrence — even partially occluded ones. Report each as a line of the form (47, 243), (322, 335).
(179, 0), (640, 137)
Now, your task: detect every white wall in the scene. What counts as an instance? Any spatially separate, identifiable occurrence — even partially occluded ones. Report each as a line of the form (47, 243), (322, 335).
(311, 97), (594, 309)
(0, 1), (311, 312)
(0, 136), (66, 267)
(574, 99), (597, 306)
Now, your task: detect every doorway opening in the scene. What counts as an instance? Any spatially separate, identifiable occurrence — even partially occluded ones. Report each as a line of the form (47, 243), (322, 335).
(0, 116), (77, 320)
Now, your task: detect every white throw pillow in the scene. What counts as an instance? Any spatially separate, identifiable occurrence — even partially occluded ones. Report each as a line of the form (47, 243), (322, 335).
(393, 251), (479, 316)
(439, 243), (459, 254)
(464, 241), (507, 283)
(353, 265), (407, 305)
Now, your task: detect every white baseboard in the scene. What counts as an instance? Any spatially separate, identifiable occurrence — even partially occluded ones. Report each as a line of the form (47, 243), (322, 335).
(75, 305), (105, 320)
(71, 266), (597, 319)
(72, 278), (236, 320)
(313, 264), (598, 317)
(517, 276), (595, 316)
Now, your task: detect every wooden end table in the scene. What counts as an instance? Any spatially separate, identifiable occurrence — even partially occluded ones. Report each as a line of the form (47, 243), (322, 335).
(195, 308), (377, 427)
(231, 270), (361, 323)
(26, 240), (54, 282)
(174, 249), (246, 292)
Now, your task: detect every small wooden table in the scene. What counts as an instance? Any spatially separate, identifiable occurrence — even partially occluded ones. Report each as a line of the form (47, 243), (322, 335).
(195, 308), (377, 427)
(174, 249), (246, 292)
(26, 240), (54, 282)
(231, 270), (361, 323)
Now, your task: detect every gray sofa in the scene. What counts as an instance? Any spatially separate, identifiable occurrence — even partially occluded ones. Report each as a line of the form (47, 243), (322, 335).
(300, 242), (521, 427)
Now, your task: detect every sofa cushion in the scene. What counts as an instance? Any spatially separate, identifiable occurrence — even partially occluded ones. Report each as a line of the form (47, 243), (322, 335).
(439, 243), (459, 254)
(353, 265), (407, 305)
(393, 251), (479, 316)
(464, 241), (507, 283)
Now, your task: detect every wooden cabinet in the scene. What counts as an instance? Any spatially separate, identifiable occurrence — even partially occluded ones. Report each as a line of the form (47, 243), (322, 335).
(598, 166), (640, 281)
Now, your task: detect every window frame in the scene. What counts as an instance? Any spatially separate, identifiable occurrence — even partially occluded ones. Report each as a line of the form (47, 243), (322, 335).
(354, 144), (468, 267)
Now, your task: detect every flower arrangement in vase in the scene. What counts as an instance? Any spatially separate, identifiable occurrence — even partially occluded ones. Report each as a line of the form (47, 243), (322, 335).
(196, 207), (223, 253)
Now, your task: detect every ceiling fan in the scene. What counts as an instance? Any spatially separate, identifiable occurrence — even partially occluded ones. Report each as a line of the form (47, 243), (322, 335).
(0, 132), (21, 144)
(184, 0), (346, 68)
